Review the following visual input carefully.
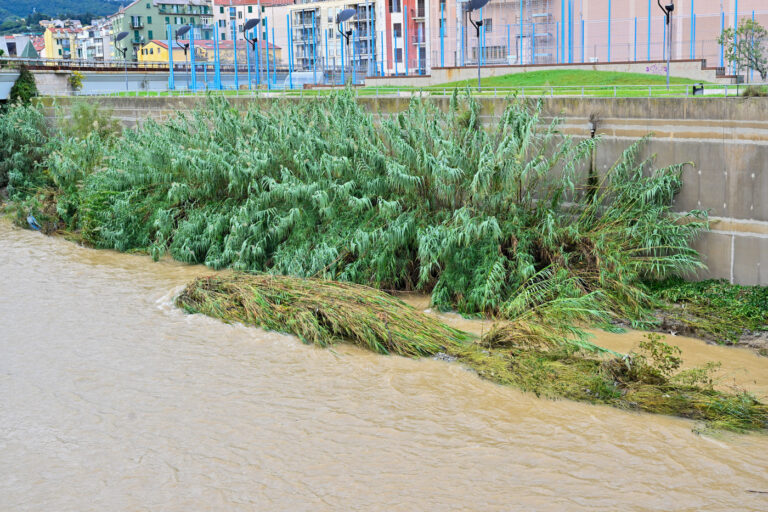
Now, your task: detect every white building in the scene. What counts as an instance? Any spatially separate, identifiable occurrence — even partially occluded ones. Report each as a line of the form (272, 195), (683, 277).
(74, 18), (114, 60)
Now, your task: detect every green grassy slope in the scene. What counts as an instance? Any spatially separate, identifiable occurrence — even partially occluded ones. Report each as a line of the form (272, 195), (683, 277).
(435, 69), (707, 88)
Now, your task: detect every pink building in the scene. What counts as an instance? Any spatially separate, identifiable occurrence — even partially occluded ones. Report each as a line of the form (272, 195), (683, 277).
(427, 0), (768, 76)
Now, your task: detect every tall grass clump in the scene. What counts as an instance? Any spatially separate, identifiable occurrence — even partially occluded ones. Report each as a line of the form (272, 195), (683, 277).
(5, 90), (707, 340)
(0, 102), (50, 189)
(178, 273), (471, 356)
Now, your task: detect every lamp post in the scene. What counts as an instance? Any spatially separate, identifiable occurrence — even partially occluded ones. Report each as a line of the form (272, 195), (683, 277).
(587, 113), (601, 201)
(115, 31), (129, 91)
(175, 25), (191, 90)
(336, 8), (355, 85)
(243, 18), (261, 88)
(657, 0), (674, 89)
(467, 0), (491, 91)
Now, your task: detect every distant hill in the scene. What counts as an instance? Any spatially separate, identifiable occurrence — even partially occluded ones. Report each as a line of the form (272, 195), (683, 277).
(0, 0), (123, 35)
(0, 0), (123, 24)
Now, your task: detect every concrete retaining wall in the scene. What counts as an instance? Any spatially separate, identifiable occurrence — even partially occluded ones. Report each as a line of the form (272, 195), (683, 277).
(364, 59), (734, 87)
(0, 70), (269, 99)
(43, 95), (768, 285)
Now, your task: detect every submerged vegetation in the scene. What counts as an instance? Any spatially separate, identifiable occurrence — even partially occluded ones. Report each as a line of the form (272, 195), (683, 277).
(179, 272), (767, 432)
(178, 273), (471, 357)
(648, 278), (768, 345)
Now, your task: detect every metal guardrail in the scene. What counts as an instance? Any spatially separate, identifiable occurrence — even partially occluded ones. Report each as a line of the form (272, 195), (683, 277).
(0, 57), (292, 74)
(0, 56), (168, 71)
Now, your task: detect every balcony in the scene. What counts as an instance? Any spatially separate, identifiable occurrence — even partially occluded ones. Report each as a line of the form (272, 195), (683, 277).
(131, 19), (144, 29)
(158, 7), (205, 15)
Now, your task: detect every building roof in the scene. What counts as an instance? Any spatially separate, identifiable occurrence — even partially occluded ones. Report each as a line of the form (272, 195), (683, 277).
(20, 41), (40, 58)
(48, 27), (81, 35)
(146, 40), (187, 49)
(31, 36), (45, 52)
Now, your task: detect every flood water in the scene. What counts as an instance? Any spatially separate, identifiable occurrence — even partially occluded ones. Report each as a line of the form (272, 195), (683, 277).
(2, 221), (768, 511)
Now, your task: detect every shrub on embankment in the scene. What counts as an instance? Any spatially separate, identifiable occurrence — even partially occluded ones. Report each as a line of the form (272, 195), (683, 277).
(0, 91), (710, 341)
(0, 101), (50, 189)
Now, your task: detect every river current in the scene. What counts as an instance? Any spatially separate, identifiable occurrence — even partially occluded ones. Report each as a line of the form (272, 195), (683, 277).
(1, 221), (767, 511)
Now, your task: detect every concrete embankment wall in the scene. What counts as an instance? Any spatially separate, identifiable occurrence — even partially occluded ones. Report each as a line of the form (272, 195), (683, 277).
(42, 95), (768, 286)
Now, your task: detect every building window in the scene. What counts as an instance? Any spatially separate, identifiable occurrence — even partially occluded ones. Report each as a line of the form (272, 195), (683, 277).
(148, 30), (153, 39)
(58, 48), (62, 55)
(219, 6), (224, 13)
(389, 0), (401, 13)
(165, 17), (170, 23)
(248, 6), (252, 13)
(222, 33), (226, 40)
(485, 19), (492, 32)
(395, 48), (402, 62)
(134, 30), (140, 40)
(146, 3), (150, 8)
(394, 23), (401, 38)
(238, 11), (242, 19)
(147, 16), (152, 24)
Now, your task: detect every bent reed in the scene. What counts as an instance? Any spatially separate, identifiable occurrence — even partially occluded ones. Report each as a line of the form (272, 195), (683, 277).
(2, 91), (766, 429)
(178, 272), (767, 432)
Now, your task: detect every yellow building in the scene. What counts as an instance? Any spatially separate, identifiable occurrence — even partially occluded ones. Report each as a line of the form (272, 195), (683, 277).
(43, 26), (79, 59)
(137, 40), (191, 63)
(137, 39), (280, 65)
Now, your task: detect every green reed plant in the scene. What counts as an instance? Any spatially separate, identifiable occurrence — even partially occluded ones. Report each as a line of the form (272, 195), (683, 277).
(5, 90), (708, 346)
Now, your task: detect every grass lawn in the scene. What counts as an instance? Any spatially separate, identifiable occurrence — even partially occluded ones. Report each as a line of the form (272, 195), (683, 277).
(434, 69), (707, 88)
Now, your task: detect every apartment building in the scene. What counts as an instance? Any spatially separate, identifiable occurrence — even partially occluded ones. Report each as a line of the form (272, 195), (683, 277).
(109, 0), (214, 60)
(43, 27), (79, 59)
(212, 0), (292, 41)
(1, 35), (38, 58)
(427, 0), (767, 72)
(74, 18), (113, 60)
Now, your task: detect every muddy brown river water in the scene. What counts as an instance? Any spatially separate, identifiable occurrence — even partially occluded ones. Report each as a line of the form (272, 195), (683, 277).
(2, 221), (768, 511)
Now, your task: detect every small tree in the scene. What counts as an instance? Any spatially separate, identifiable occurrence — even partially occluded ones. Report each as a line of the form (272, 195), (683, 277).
(68, 70), (85, 93)
(9, 64), (39, 105)
(718, 19), (768, 82)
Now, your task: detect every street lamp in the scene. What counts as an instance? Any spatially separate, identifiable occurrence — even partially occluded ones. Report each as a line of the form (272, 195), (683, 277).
(336, 8), (355, 85)
(243, 18), (261, 87)
(176, 25), (191, 90)
(115, 31), (129, 91)
(467, 0), (491, 91)
(657, 0), (674, 89)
